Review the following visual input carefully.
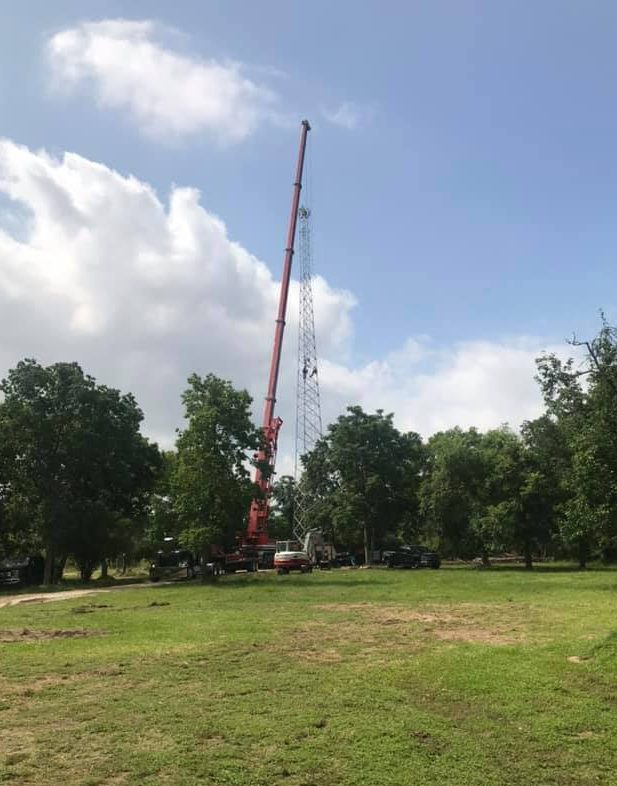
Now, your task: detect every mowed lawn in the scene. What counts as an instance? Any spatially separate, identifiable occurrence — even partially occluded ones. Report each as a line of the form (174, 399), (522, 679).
(1, 568), (617, 786)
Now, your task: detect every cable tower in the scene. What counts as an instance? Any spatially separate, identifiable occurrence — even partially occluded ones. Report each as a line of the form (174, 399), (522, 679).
(293, 205), (323, 542)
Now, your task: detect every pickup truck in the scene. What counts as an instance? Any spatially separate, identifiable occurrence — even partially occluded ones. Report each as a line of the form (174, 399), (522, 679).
(149, 549), (199, 582)
(383, 545), (441, 569)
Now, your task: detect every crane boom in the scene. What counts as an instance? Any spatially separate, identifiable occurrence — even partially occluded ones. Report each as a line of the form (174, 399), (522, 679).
(245, 119), (311, 547)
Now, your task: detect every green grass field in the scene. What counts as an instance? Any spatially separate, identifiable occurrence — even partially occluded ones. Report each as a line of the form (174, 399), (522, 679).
(1, 567), (617, 786)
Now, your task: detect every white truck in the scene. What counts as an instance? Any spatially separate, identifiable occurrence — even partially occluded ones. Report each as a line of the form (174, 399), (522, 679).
(273, 529), (330, 574)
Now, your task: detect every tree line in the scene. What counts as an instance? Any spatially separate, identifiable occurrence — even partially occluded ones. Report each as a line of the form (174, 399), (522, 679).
(284, 319), (617, 568)
(0, 362), (259, 583)
(2, 320), (617, 582)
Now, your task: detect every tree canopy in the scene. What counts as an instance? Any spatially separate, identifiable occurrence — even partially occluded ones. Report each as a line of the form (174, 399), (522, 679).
(171, 373), (260, 572)
(301, 406), (424, 563)
(4, 315), (617, 579)
(296, 319), (617, 567)
(535, 319), (617, 565)
(0, 360), (160, 581)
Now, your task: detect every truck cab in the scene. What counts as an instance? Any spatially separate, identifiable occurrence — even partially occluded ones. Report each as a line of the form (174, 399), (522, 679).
(149, 549), (196, 582)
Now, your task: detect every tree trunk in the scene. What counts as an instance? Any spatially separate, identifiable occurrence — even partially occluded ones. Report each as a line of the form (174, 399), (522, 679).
(523, 542), (533, 570)
(55, 555), (67, 583)
(363, 523), (370, 566)
(578, 539), (588, 569)
(43, 543), (55, 585)
(481, 550), (491, 567)
(100, 559), (108, 579)
(79, 561), (95, 582)
(201, 547), (217, 583)
(121, 553), (128, 575)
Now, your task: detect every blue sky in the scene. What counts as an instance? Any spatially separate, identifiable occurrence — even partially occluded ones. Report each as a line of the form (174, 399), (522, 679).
(0, 2), (614, 457)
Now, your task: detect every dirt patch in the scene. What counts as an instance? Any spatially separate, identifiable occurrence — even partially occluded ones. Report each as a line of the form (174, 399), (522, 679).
(72, 603), (111, 613)
(316, 604), (459, 626)
(5, 751), (30, 765)
(199, 733), (227, 745)
(410, 730), (445, 754)
(312, 602), (526, 647)
(102, 776), (130, 786)
(377, 611), (460, 625)
(293, 648), (343, 663)
(270, 617), (423, 666)
(567, 655), (591, 664)
(0, 727), (36, 756)
(93, 665), (123, 677)
(134, 727), (176, 753)
(432, 628), (517, 645)
(573, 730), (597, 739)
(16, 674), (84, 695)
(314, 603), (374, 612)
(1, 665), (124, 698)
(0, 628), (101, 643)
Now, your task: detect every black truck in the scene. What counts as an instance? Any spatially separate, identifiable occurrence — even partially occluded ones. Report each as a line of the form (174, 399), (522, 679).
(149, 549), (203, 582)
(383, 545), (441, 569)
(0, 555), (45, 587)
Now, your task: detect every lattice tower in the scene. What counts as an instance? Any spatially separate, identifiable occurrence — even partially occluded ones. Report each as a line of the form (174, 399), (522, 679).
(293, 205), (323, 543)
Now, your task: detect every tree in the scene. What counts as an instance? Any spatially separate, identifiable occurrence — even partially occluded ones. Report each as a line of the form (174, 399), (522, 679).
(474, 427), (555, 570)
(0, 439), (38, 560)
(144, 451), (180, 552)
(0, 360), (160, 582)
(421, 424), (562, 567)
(397, 431), (427, 544)
(269, 475), (296, 540)
(520, 415), (569, 558)
(420, 428), (488, 560)
(302, 407), (414, 564)
(536, 320), (617, 566)
(297, 440), (340, 546)
(172, 374), (260, 577)
(0, 443), (13, 558)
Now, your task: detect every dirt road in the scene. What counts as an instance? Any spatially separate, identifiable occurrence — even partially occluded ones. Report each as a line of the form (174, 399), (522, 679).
(0, 582), (157, 609)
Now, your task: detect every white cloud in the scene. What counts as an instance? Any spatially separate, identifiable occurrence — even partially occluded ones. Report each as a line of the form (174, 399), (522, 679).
(0, 138), (563, 464)
(46, 20), (279, 143)
(0, 138), (353, 449)
(321, 101), (373, 130)
(320, 338), (565, 440)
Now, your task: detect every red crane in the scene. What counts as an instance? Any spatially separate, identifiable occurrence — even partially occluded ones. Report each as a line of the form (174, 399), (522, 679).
(245, 119), (311, 550)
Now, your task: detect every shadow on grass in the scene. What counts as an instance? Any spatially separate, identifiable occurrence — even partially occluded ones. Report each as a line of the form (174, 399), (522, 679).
(260, 577), (388, 588)
(484, 563), (617, 573)
(156, 574), (389, 590)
